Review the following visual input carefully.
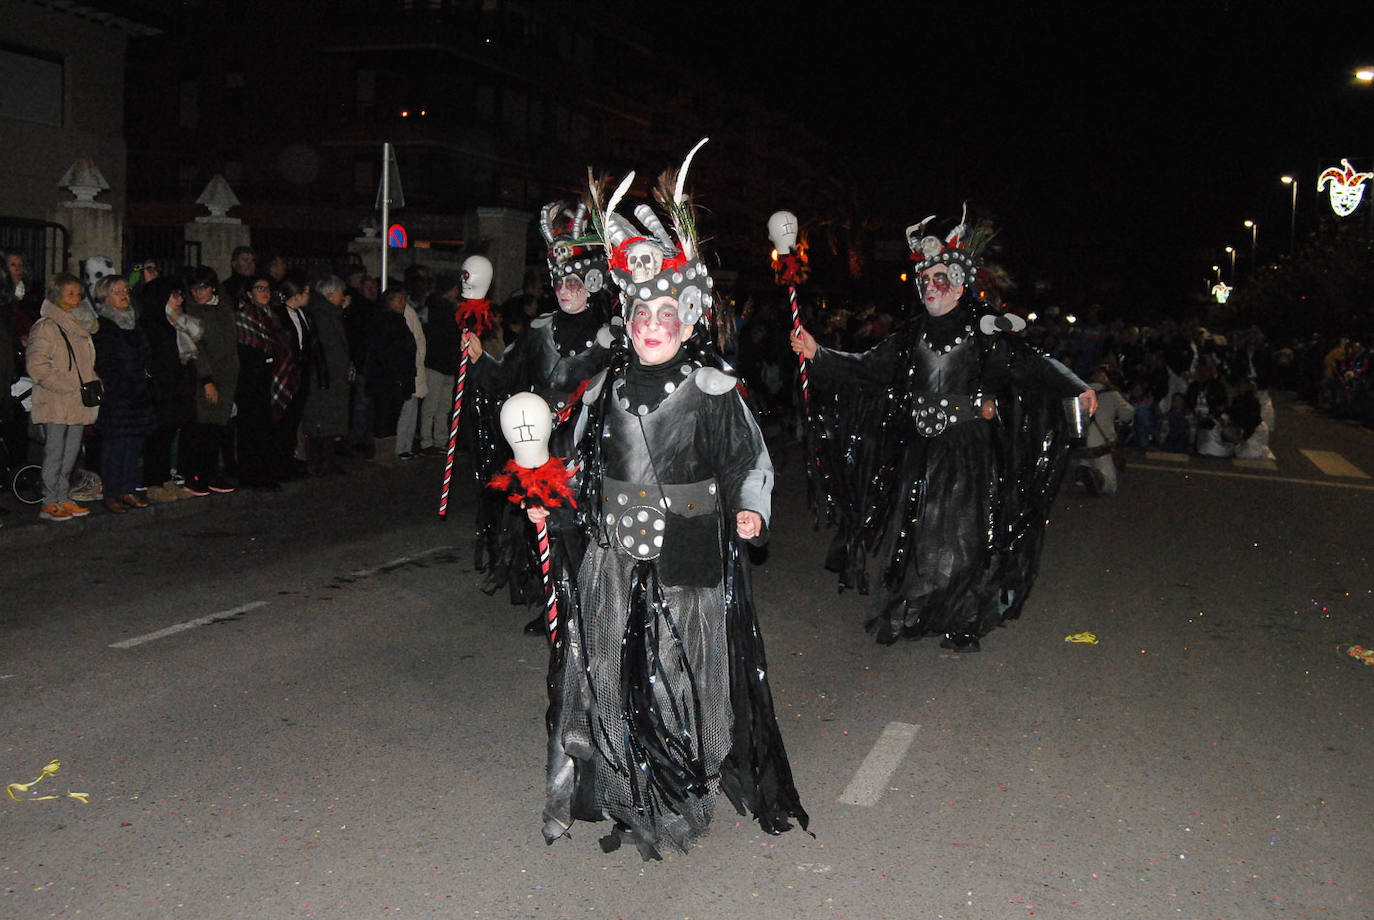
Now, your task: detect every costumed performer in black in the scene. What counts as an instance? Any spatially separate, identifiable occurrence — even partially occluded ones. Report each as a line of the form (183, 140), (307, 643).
(790, 208), (1097, 651)
(467, 202), (618, 630)
(523, 140), (808, 859)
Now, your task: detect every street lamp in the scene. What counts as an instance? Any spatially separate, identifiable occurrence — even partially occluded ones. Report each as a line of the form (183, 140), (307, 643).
(1224, 245), (1236, 283)
(1356, 68), (1374, 82)
(1280, 175), (1297, 256)
(1212, 264), (1221, 283)
(1243, 219), (1258, 277)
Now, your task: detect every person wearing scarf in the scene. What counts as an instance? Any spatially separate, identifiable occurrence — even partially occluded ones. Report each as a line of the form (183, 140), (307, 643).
(234, 275), (293, 490)
(92, 276), (157, 512)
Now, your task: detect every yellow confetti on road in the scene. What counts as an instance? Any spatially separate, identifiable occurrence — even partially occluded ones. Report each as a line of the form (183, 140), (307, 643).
(1064, 632), (1099, 644)
(6, 760), (89, 803)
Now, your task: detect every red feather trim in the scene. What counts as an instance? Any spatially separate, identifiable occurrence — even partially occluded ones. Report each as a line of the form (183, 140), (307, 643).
(555, 377), (592, 423)
(455, 298), (496, 336)
(486, 457), (577, 509)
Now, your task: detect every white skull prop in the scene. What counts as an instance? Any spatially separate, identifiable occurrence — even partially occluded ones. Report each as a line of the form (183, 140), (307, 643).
(460, 255), (493, 300)
(625, 240), (663, 284)
(499, 392), (553, 469)
(767, 210), (799, 255)
(83, 255), (116, 291)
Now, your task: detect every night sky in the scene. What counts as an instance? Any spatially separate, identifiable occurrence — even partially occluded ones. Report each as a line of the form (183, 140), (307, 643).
(713, 1), (1374, 312)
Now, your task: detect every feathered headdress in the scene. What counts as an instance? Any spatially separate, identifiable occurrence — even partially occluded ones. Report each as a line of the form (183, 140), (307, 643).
(905, 203), (997, 291)
(538, 200), (607, 293)
(586, 138), (715, 325)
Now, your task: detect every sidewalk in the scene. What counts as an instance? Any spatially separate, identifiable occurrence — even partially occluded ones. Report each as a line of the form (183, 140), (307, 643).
(0, 451), (469, 549)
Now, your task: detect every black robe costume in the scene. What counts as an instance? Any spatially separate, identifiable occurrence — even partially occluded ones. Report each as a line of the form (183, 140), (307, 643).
(540, 350), (808, 859)
(809, 301), (1088, 645)
(469, 309), (616, 605)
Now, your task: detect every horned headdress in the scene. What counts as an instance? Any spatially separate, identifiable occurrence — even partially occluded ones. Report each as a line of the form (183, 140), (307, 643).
(905, 203), (996, 292)
(538, 200), (607, 293)
(587, 137), (715, 325)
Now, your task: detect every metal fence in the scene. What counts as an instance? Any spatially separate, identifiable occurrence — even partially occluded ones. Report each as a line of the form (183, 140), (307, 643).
(0, 217), (70, 279)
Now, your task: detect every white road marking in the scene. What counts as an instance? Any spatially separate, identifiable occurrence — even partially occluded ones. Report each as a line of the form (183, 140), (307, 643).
(1301, 449), (1370, 479)
(349, 545), (460, 578)
(838, 721), (919, 807)
(110, 601), (268, 649)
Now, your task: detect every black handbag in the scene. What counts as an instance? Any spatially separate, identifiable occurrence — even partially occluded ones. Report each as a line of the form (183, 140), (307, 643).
(56, 325), (103, 407)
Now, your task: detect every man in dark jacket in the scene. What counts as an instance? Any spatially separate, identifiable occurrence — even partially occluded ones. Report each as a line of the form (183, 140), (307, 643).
(418, 273), (463, 455)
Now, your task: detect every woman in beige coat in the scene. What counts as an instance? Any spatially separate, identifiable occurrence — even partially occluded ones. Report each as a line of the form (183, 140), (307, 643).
(27, 272), (99, 521)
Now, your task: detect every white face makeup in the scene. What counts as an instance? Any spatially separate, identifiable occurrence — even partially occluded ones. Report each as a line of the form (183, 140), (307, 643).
(628, 295), (693, 366)
(920, 264), (964, 316)
(554, 274), (589, 314)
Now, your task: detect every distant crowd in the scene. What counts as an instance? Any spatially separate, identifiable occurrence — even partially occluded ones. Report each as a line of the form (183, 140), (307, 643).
(0, 246), (547, 524)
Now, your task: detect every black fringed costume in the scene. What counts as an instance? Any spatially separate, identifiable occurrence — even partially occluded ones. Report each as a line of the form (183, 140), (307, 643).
(809, 300), (1088, 647)
(540, 350), (808, 859)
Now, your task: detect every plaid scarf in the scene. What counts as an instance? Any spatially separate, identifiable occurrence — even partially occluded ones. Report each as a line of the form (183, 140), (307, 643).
(236, 300), (298, 420)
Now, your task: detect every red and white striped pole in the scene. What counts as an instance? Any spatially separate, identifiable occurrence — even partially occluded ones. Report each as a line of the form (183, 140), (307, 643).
(437, 331), (470, 519)
(788, 284), (808, 411)
(534, 519), (558, 644)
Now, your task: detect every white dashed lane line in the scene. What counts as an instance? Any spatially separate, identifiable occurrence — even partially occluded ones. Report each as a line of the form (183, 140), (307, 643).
(109, 601), (269, 649)
(838, 721), (920, 807)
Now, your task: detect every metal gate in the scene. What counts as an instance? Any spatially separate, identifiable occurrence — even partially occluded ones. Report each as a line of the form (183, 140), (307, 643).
(0, 217), (70, 280)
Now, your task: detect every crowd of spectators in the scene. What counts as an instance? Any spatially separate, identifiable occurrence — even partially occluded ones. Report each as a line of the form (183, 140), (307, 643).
(6, 245), (1372, 526)
(0, 245), (487, 525)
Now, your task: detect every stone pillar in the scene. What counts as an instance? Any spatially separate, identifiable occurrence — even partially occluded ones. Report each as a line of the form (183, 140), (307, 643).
(51, 158), (123, 275)
(183, 175), (251, 279)
(474, 206), (533, 304)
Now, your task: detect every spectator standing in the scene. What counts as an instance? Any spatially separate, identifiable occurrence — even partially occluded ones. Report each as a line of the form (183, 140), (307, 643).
(417, 272), (462, 454)
(27, 273), (98, 521)
(182, 267), (238, 493)
(234, 275), (290, 490)
(302, 275), (352, 473)
(273, 276), (314, 480)
(394, 288), (427, 460)
(345, 273), (380, 455)
(363, 288), (415, 465)
(222, 245), (256, 305)
(91, 276), (156, 512)
(139, 275), (201, 501)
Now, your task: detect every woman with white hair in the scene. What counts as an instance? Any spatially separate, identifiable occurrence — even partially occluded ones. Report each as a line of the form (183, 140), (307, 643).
(91, 275), (156, 512)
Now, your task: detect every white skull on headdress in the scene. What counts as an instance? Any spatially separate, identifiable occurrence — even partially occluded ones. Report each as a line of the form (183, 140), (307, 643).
(625, 240), (663, 284)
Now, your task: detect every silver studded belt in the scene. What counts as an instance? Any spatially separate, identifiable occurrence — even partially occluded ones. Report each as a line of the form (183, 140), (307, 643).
(601, 477), (719, 560)
(911, 392), (994, 437)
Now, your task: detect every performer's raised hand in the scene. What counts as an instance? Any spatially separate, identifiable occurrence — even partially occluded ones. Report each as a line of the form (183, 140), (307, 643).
(464, 330), (483, 361)
(790, 327), (817, 360)
(1078, 388), (1099, 417)
(736, 510), (762, 540)
(526, 503), (550, 525)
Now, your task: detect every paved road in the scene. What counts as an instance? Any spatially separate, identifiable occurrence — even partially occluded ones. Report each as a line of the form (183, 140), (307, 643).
(1, 395), (1371, 919)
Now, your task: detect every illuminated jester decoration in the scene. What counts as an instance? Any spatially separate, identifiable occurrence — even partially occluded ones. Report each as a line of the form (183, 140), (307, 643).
(1211, 281), (1231, 303)
(1318, 158), (1374, 217)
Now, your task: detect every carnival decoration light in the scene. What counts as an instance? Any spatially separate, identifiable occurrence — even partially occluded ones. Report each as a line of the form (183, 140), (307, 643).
(1317, 158), (1374, 217)
(1211, 281), (1231, 303)
(488, 392), (576, 645)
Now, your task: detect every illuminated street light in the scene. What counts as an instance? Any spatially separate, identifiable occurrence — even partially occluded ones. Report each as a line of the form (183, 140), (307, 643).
(1224, 245), (1236, 282)
(1243, 220), (1258, 278)
(1212, 264), (1221, 282)
(1280, 175), (1297, 256)
(1356, 68), (1374, 82)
